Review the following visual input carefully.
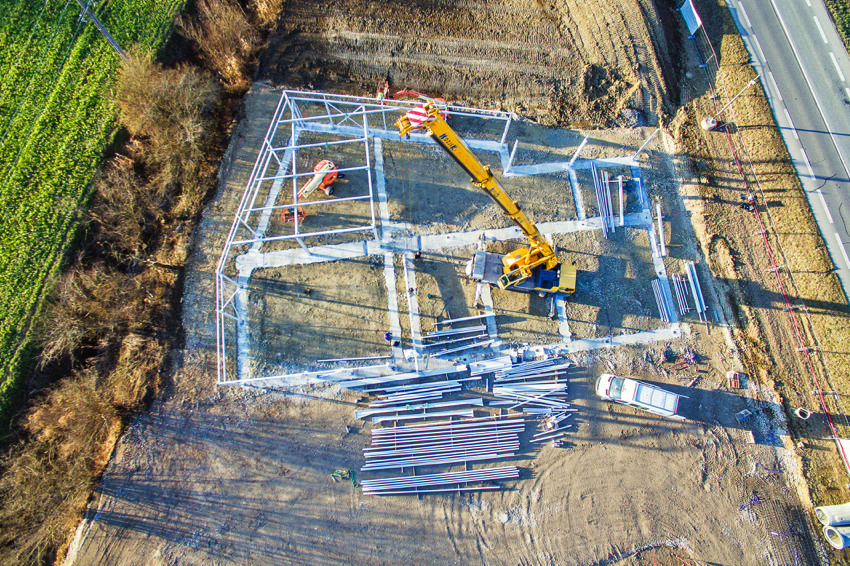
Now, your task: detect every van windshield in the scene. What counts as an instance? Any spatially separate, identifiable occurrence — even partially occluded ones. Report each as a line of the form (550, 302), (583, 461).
(609, 377), (625, 399)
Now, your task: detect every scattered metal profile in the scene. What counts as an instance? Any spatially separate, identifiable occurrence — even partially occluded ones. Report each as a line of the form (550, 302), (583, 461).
(433, 313), (494, 326)
(685, 261), (707, 322)
(652, 279), (671, 323)
(360, 466), (520, 496)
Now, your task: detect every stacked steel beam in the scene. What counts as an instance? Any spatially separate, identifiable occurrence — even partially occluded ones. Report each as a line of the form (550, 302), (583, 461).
(423, 313), (495, 358)
(592, 164), (615, 238)
(360, 466), (520, 496)
(362, 415), (525, 471)
(671, 273), (691, 316)
(651, 279), (671, 323)
(490, 360), (572, 416)
(685, 261), (707, 322)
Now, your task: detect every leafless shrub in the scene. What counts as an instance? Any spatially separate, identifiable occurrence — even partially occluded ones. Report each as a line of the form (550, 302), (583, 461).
(115, 54), (219, 213)
(250, 0), (284, 28)
(88, 156), (155, 260)
(0, 368), (120, 565)
(180, 0), (260, 87)
(37, 265), (144, 367)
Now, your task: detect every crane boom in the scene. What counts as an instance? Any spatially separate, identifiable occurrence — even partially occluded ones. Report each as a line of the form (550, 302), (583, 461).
(396, 102), (576, 294)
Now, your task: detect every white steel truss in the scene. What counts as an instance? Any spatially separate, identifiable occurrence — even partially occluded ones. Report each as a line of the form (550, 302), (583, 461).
(215, 90), (512, 384)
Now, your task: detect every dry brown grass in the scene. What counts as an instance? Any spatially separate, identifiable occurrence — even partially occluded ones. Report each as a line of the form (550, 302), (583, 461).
(115, 54), (219, 217)
(88, 157), (154, 261)
(180, 0), (261, 88)
(0, 367), (122, 565)
(250, 0), (284, 28)
(37, 265), (145, 368)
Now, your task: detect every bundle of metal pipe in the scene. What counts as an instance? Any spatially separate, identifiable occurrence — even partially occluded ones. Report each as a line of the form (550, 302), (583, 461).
(422, 333), (488, 349)
(491, 360), (570, 414)
(363, 415), (525, 471)
(355, 398), (484, 420)
(651, 279), (670, 323)
(433, 313), (495, 327)
(495, 359), (571, 379)
(369, 389), (459, 407)
(431, 339), (494, 358)
(423, 325), (487, 340)
(671, 273), (691, 316)
(685, 261), (707, 322)
(360, 466), (520, 495)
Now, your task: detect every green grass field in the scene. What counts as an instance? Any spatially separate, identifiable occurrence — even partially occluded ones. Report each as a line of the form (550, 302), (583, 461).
(0, 0), (184, 426)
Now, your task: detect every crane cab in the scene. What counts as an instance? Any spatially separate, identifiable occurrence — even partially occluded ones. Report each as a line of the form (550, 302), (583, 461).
(468, 250), (576, 295)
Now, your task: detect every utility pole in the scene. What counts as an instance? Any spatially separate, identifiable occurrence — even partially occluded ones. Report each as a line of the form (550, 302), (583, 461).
(701, 75), (761, 131)
(74, 0), (128, 62)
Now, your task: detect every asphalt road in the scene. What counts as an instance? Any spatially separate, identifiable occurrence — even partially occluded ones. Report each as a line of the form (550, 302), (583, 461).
(725, 0), (850, 301)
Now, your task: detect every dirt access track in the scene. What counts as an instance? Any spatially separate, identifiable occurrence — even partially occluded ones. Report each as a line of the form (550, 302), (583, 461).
(64, 1), (844, 565)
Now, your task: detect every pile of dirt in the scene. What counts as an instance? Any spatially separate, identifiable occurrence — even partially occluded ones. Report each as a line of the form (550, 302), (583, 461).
(259, 0), (682, 127)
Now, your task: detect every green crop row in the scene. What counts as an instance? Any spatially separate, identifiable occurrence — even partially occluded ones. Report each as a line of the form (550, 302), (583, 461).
(0, 0), (186, 428)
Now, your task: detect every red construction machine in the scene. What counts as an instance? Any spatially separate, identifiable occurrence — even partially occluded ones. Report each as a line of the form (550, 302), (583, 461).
(281, 159), (345, 223)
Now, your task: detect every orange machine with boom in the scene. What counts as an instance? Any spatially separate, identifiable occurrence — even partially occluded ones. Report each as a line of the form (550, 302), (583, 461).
(298, 159), (344, 198)
(281, 159), (345, 223)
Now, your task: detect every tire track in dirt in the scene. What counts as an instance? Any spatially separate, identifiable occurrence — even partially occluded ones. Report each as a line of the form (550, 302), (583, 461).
(260, 0), (681, 127)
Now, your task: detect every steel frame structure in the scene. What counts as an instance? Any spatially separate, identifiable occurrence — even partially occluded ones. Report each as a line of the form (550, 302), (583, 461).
(215, 90), (512, 385)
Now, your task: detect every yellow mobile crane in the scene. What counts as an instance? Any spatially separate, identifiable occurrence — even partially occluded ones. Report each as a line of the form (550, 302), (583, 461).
(395, 101), (577, 295)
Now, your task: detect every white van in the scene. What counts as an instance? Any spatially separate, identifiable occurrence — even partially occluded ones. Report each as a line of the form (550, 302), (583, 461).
(595, 373), (685, 419)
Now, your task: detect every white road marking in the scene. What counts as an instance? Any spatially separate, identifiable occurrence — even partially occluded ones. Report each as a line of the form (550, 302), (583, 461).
(783, 107), (799, 139)
(831, 52), (847, 82)
(768, 0), (850, 182)
(752, 34), (767, 63)
(818, 189), (834, 223)
(814, 16), (829, 44)
(769, 71), (783, 101)
(845, 87), (850, 100)
(740, 3), (753, 28)
(805, 0), (811, 6)
(836, 232), (850, 270)
(800, 147), (816, 179)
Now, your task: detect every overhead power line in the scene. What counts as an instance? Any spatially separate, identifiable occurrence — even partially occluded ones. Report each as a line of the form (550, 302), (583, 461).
(73, 0), (128, 62)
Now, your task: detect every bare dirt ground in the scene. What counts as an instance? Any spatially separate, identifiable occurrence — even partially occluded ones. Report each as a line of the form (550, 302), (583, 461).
(63, 0), (843, 564)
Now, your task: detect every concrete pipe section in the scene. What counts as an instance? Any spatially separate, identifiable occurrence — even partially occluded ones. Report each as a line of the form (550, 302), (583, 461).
(816, 502), (850, 526)
(824, 525), (850, 550)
